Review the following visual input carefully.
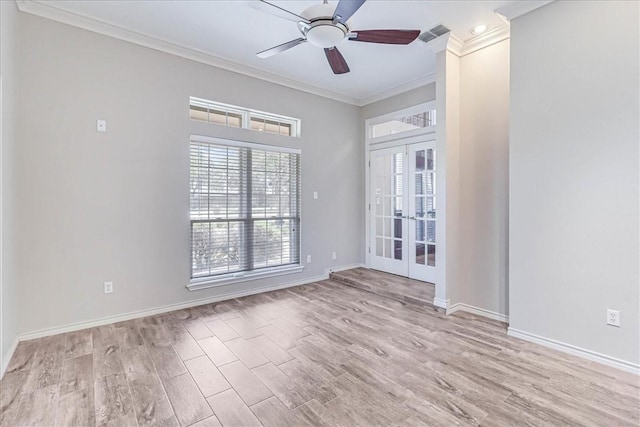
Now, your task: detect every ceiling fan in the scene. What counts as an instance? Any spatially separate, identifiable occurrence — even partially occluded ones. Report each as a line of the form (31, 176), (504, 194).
(253, 0), (421, 75)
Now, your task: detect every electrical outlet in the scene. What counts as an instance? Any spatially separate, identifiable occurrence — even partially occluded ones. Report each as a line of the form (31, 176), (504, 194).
(606, 309), (620, 327)
(306, 255), (312, 263)
(332, 251), (337, 260)
(104, 281), (113, 294)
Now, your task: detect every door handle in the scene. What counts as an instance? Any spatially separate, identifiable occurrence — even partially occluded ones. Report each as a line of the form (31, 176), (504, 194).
(408, 216), (416, 220)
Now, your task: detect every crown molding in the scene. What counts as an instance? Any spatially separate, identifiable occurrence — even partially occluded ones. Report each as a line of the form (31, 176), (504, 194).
(494, 1), (554, 21)
(421, 25), (510, 59)
(359, 72), (436, 107)
(459, 25), (510, 56)
(421, 32), (463, 56)
(16, 0), (361, 106)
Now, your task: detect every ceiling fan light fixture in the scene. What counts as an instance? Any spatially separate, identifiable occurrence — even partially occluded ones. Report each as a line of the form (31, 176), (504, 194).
(305, 22), (347, 48)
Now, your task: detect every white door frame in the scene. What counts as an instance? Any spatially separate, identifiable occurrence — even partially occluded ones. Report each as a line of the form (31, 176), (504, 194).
(364, 102), (438, 278)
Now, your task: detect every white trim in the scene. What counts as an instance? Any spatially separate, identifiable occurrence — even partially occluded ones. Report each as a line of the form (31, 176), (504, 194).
(1, 337), (19, 379)
(421, 32), (463, 56)
(188, 265), (304, 291)
(327, 263), (365, 275)
(508, 327), (640, 376)
(433, 297), (450, 309)
(190, 134), (301, 154)
(17, 272), (332, 342)
(494, 1), (554, 21)
(447, 303), (509, 323)
(459, 25), (511, 57)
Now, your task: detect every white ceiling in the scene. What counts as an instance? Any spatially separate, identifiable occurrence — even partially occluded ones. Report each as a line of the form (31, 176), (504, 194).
(19, 0), (543, 104)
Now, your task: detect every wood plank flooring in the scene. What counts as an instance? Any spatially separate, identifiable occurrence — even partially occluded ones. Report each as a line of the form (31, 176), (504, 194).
(1, 271), (638, 427)
(330, 268), (435, 306)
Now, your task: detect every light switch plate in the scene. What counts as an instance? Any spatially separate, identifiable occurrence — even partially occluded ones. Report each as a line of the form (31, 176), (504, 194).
(97, 120), (107, 132)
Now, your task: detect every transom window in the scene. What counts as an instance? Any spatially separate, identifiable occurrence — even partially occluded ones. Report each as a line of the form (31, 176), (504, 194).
(190, 97), (300, 137)
(367, 102), (436, 141)
(190, 136), (301, 282)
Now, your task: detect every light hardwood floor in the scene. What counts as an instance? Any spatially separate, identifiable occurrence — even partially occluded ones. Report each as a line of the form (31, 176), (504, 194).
(329, 267), (435, 306)
(1, 272), (638, 427)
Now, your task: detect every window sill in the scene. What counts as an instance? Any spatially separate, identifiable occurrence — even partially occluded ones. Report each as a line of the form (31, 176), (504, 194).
(187, 265), (305, 291)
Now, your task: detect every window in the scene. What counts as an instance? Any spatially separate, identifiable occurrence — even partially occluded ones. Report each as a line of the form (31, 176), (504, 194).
(367, 103), (437, 141)
(190, 136), (301, 286)
(190, 97), (300, 137)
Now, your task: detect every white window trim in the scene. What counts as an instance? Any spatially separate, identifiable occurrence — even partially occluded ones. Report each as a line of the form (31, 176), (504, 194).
(366, 101), (436, 144)
(190, 97), (301, 137)
(190, 135), (301, 154)
(188, 265), (305, 291)
(188, 135), (303, 291)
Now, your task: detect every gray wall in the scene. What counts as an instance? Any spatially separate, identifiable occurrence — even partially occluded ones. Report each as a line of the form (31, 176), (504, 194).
(361, 83), (436, 120)
(1, 0), (19, 372)
(453, 39), (510, 315)
(15, 12), (363, 334)
(509, 1), (639, 364)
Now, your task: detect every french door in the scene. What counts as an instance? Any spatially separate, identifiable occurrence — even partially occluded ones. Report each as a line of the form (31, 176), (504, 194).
(369, 141), (436, 283)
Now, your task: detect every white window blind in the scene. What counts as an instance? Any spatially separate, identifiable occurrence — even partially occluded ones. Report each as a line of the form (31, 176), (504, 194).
(190, 137), (301, 280)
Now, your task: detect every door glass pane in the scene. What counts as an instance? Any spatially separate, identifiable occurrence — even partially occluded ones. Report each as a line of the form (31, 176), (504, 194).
(375, 197), (383, 215)
(416, 219), (425, 242)
(394, 218), (402, 239)
(394, 153), (403, 174)
(426, 197), (436, 218)
(393, 175), (403, 196)
(415, 197), (425, 218)
(427, 244), (436, 266)
(427, 148), (435, 171)
(383, 197), (391, 216)
(384, 217), (392, 238)
(426, 220), (436, 243)
(394, 240), (403, 260)
(393, 197), (403, 217)
(415, 150), (425, 172)
(376, 217), (382, 236)
(376, 238), (383, 256)
(415, 173), (426, 195)
(384, 238), (391, 258)
(416, 243), (425, 265)
(427, 172), (435, 195)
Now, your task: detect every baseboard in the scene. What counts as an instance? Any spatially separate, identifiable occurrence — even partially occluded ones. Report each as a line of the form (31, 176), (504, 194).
(433, 297), (450, 309)
(1, 336), (19, 379)
(327, 263), (365, 275)
(448, 303), (509, 324)
(17, 272), (329, 342)
(508, 327), (640, 375)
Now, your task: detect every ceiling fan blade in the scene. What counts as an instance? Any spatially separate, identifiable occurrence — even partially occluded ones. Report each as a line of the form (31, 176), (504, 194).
(257, 38), (307, 58)
(333, 0), (366, 24)
(252, 0), (310, 24)
(349, 29), (421, 44)
(324, 47), (350, 74)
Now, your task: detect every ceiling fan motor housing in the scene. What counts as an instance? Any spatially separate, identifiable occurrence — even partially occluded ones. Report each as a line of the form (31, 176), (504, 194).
(298, 2), (349, 48)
